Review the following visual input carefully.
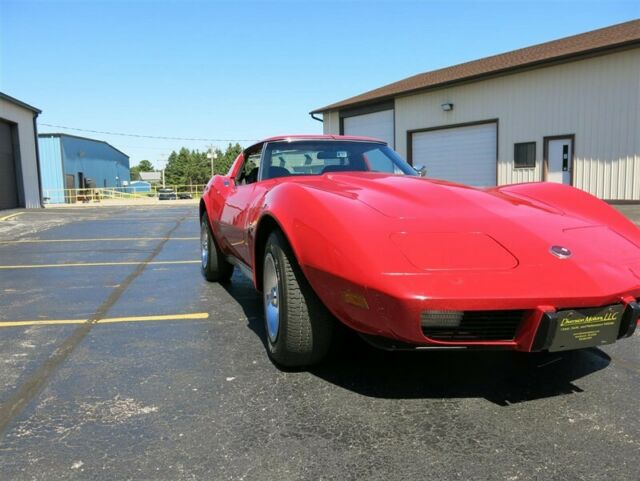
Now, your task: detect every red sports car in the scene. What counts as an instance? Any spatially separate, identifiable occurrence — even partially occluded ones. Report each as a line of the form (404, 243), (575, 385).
(200, 135), (640, 367)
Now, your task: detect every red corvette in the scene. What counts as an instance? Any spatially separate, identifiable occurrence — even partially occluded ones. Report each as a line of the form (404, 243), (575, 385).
(200, 135), (640, 367)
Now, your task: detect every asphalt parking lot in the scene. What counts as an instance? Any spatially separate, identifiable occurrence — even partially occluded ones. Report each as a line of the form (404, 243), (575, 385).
(0, 205), (638, 480)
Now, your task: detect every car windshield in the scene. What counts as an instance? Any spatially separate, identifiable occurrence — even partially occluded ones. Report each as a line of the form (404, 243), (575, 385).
(261, 140), (416, 180)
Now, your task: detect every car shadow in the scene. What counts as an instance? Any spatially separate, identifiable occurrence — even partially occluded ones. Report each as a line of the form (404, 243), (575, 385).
(311, 339), (610, 406)
(222, 272), (611, 406)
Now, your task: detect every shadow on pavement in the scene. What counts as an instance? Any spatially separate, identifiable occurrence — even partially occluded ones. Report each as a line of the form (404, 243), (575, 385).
(311, 338), (610, 406)
(222, 272), (611, 406)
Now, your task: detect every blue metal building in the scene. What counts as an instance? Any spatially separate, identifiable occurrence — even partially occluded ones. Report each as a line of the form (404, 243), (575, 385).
(38, 133), (130, 203)
(127, 180), (152, 193)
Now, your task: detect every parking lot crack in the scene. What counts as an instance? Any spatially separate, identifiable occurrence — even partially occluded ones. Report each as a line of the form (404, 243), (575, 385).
(0, 213), (191, 436)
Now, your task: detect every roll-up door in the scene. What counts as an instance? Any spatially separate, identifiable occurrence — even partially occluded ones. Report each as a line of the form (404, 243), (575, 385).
(343, 109), (394, 148)
(0, 120), (19, 209)
(411, 122), (497, 186)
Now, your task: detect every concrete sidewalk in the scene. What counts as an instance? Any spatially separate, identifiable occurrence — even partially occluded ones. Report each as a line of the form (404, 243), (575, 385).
(44, 198), (199, 208)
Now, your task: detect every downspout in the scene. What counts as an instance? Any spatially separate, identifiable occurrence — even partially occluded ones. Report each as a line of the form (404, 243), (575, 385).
(32, 113), (44, 208)
(310, 112), (323, 123)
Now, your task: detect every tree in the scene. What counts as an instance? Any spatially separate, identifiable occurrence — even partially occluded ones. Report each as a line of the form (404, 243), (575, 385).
(163, 144), (243, 186)
(130, 159), (155, 181)
(164, 148), (208, 186)
(215, 143), (242, 175)
(138, 160), (154, 172)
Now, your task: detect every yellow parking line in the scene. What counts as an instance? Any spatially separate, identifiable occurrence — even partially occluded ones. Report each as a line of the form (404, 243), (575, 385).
(0, 237), (198, 244)
(98, 312), (210, 324)
(0, 260), (200, 269)
(0, 312), (209, 328)
(0, 212), (23, 222)
(0, 319), (88, 327)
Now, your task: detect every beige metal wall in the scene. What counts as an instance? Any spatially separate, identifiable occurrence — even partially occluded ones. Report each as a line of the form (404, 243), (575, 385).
(0, 98), (42, 208)
(323, 48), (640, 200)
(322, 111), (340, 135)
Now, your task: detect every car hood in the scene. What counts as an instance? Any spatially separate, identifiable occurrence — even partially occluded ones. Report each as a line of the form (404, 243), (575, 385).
(304, 172), (563, 221)
(294, 172), (640, 272)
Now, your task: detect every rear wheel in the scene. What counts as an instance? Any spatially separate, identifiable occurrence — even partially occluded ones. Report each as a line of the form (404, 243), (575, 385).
(200, 213), (233, 282)
(262, 230), (332, 367)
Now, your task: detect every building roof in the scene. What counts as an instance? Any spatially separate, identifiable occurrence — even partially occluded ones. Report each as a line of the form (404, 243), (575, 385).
(311, 19), (640, 114)
(139, 171), (162, 182)
(38, 132), (129, 159)
(0, 92), (42, 114)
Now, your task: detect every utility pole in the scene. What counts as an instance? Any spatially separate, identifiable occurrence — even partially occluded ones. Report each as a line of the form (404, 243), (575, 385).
(157, 154), (167, 189)
(207, 146), (218, 178)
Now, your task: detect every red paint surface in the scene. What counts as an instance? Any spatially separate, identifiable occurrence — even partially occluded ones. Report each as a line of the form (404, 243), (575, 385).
(202, 136), (640, 350)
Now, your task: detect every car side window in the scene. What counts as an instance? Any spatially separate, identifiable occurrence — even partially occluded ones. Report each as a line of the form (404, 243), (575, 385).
(237, 145), (263, 185)
(364, 148), (403, 174)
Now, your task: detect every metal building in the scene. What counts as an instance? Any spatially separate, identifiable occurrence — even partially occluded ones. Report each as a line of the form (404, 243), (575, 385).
(312, 20), (640, 201)
(0, 93), (43, 209)
(38, 133), (130, 203)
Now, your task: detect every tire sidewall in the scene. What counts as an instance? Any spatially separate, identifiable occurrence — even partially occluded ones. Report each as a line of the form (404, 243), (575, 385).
(264, 235), (289, 357)
(263, 230), (333, 367)
(201, 213), (220, 280)
(201, 217), (210, 272)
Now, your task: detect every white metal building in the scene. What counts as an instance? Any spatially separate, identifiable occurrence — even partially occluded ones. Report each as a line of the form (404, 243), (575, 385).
(312, 20), (640, 201)
(0, 93), (43, 209)
(139, 171), (162, 184)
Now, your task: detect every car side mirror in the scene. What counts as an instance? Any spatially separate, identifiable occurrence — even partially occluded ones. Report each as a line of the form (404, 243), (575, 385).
(414, 164), (427, 177)
(222, 177), (235, 188)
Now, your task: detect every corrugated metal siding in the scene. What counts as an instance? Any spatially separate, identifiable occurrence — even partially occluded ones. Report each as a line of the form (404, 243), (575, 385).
(38, 137), (65, 203)
(60, 136), (130, 188)
(323, 48), (640, 200)
(395, 48), (640, 200)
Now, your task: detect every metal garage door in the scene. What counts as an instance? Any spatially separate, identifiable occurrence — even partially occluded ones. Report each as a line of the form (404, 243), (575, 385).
(411, 122), (497, 186)
(0, 120), (19, 210)
(343, 109), (394, 148)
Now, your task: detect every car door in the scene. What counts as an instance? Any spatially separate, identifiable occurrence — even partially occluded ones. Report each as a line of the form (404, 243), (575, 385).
(219, 144), (264, 266)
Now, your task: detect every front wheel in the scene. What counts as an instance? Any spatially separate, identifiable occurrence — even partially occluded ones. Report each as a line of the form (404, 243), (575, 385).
(200, 213), (233, 282)
(262, 230), (332, 367)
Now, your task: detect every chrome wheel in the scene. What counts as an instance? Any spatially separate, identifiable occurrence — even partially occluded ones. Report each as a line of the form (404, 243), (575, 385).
(263, 252), (280, 343)
(200, 220), (209, 269)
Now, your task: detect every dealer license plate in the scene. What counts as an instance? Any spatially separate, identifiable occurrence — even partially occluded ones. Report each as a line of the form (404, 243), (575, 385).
(548, 304), (624, 352)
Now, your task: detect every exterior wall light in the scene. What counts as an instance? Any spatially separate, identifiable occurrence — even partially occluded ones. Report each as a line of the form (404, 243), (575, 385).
(441, 103), (454, 111)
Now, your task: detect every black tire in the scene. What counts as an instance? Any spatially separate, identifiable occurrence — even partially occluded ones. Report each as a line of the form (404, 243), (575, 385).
(262, 230), (333, 367)
(200, 212), (234, 282)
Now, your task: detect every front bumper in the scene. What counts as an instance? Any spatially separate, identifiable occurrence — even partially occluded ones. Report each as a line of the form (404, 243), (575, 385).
(304, 267), (640, 352)
(358, 301), (639, 352)
(374, 295), (640, 352)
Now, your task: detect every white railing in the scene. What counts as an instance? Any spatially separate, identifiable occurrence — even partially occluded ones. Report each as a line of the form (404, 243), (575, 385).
(43, 185), (207, 204)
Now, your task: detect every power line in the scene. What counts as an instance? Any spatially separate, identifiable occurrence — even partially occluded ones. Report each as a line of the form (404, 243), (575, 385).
(39, 123), (258, 142)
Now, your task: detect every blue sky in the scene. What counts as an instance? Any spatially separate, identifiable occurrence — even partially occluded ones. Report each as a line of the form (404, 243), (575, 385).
(1, 0), (638, 167)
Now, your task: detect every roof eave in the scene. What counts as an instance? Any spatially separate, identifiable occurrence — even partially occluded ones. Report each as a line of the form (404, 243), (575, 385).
(310, 38), (640, 114)
(37, 132), (130, 160)
(0, 92), (42, 115)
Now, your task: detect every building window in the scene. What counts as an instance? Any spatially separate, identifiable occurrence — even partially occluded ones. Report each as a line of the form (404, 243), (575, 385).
(514, 142), (536, 169)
